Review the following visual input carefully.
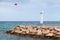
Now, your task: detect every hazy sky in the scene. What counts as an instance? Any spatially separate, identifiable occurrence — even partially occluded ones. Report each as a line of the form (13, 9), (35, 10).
(0, 0), (60, 21)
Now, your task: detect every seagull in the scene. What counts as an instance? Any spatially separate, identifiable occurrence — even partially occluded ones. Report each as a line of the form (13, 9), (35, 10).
(14, 3), (18, 6)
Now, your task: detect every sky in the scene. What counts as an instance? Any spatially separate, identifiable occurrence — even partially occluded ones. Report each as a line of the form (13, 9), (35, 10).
(0, 0), (60, 21)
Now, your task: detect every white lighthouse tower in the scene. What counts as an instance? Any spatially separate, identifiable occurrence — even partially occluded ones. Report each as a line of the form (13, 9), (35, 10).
(40, 11), (44, 25)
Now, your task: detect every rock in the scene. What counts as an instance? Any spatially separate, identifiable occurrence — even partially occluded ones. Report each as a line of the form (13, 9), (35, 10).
(15, 30), (22, 34)
(15, 27), (20, 30)
(6, 30), (12, 33)
(19, 25), (26, 28)
(50, 30), (57, 34)
(46, 33), (54, 36)
(10, 30), (15, 34)
(6, 25), (60, 38)
(55, 32), (60, 35)
(42, 29), (50, 34)
(54, 27), (60, 32)
(49, 27), (54, 30)
(55, 34), (60, 37)
(25, 30), (29, 34)
(37, 29), (42, 35)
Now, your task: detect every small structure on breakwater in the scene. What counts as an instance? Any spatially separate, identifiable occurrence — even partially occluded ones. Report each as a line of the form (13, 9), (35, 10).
(40, 11), (44, 25)
(6, 25), (60, 39)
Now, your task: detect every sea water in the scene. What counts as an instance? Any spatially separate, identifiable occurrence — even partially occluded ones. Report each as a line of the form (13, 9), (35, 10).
(0, 21), (60, 40)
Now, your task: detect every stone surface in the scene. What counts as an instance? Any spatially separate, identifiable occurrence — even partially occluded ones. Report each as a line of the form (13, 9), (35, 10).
(6, 25), (60, 38)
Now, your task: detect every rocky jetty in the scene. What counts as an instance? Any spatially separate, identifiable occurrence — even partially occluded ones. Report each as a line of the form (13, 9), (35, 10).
(6, 25), (60, 38)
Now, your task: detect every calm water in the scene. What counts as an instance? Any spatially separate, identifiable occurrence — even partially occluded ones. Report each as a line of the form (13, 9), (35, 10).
(0, 21), (60, 40)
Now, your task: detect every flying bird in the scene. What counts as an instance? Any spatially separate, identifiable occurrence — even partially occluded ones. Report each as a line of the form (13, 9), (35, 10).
(14, 3), (18, 6)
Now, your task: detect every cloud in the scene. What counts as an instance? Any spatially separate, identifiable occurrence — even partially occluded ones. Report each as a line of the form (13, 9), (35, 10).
(45, 0), (60, 7)
(0, 0), (41, 21)
(46, 0), (60, 4)
(0, 0), (20, 2)
(39, 0), (60, 10)
(0, 0), (30, 4)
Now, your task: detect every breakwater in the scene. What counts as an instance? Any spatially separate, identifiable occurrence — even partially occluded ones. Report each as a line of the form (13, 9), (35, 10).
(6, 25), (60, 39)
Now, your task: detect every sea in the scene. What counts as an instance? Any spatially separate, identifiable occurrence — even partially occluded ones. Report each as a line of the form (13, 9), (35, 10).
(0, 21), (60, 40)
